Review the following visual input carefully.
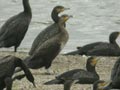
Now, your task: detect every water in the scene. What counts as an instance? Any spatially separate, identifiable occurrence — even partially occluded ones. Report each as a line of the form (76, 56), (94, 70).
(0, 0), (120, 53)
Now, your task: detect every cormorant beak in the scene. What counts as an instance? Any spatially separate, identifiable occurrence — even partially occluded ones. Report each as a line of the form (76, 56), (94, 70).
(91, 57), (100, 66)
(64, 8), (70, 10)
(60, 8), (70, 12)
(95, 57), (101, 61)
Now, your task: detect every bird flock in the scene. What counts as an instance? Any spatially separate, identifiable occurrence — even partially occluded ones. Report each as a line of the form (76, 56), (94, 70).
(0, 0), (120, 90)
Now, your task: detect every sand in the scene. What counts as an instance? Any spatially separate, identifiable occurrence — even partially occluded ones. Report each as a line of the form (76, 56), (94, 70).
(0, 51), (119, 90)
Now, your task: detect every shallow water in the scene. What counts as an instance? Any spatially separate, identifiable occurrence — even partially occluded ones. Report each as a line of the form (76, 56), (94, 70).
(0, 0), (120, 53)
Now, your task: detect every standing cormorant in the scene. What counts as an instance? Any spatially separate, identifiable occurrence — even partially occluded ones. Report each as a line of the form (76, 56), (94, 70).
(0, 0), (32, 52)
(29, 6), (69, 55)
(65, 32), (120, 56)
(0, 55), (35, 90)
(44, 57), (99, 86)
(23, 14), (71, 73)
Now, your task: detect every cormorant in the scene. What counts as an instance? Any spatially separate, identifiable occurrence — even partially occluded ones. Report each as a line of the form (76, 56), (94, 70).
(44, 57), (99, 86)
(0, 0), (32, 52)
(29, 5), (69, 55)
(65, 32), (120, 56)
(25, 14), (71, 71)
(0, 55), (35, 90)
(93, 80), (111, 90)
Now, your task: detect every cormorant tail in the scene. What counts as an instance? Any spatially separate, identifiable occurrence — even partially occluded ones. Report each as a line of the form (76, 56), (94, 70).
(44, 79), (62, 85)
(64, 50), (79, 55)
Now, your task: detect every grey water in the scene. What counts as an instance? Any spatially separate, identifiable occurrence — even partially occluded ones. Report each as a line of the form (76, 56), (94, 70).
(0, 0), (120, 53)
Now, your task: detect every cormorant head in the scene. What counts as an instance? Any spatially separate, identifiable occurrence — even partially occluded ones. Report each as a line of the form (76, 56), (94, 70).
(59, 14), (72, 24)
(109, 31), (120, 44)
(86, 57), (99, 72)
(52, 6), (70, 23)
(87, 57), (99, 66)
(53, 6), (70, 14)
(93, 80), (111, 90)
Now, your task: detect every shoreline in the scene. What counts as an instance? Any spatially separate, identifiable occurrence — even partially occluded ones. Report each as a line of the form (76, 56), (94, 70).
(0, 51), (118, 90)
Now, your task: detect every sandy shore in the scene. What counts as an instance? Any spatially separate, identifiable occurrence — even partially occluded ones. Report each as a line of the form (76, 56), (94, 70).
(0, 51), (119, 90)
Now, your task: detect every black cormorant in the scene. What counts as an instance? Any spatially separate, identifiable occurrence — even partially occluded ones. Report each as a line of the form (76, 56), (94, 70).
(0, 0), (32, 52)
(29, 6), (69, 55)
(44, 57), (99, 86)
(24, 14), (71, 71)
(0, 55), (35, 90)
(65, 32), (120, 56)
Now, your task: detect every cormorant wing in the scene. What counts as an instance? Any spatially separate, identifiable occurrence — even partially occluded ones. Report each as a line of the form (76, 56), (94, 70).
(31, 36), (61, 59)
(29, 23), (60, 55)
(56, 69), (95, 80)
(0, 13), (29, 42)
(86, 43), (116, 56)
(78, 42), (102, 55)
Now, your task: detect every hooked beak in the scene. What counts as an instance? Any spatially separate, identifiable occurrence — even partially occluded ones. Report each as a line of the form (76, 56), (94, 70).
(95, 57), (101, 61)
(64, 8), (70, 10)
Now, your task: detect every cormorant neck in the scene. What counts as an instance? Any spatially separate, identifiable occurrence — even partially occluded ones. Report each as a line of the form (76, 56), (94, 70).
(58, 22), (65, 31)
(51, 10), (59, 23)
(23, 0), (32, 15)
(86, 64), (96, 73)
(109, 38), (119, 47)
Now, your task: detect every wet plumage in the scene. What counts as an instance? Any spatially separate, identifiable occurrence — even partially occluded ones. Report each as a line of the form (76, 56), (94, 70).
(44, 57), (99, 86)
(0, 55), (35, 90)
(0, 0), (32, 52)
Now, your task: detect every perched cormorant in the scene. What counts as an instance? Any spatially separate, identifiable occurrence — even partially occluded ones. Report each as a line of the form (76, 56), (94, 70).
(44, 57), (99, 86)
(65, 32), (120, 56)
(93, 80), (111, 90)
(0, 55), (35, 90)
(0, 0), (32, 52)
(29, 6), (69, 55)
(25, 14), (71, 70)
